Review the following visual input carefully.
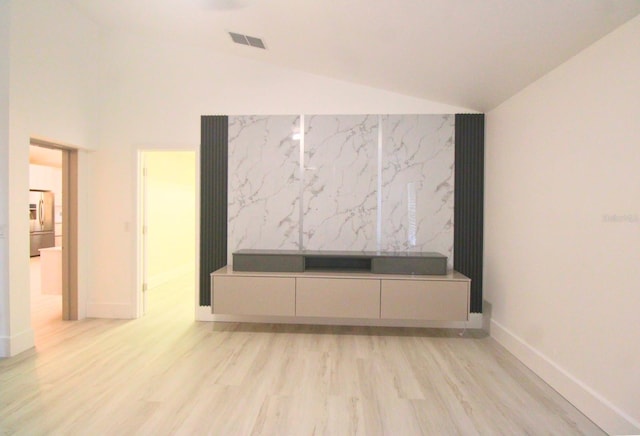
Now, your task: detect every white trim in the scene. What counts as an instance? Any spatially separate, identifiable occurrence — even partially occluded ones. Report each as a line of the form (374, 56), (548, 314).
(196, 308), (482, 329)
(0, 336), (7, 358)
(0, 328), (34, 357)
(30, 135), (94, 151)
(135, 150), (146, 318)
(196, 305), (215, 322)
(86, 303), (134, 319)
(490, 319), (640, 435)
(194, 146), (202, 320)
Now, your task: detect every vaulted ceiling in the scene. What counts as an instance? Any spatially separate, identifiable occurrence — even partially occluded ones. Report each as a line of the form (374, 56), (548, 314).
(66, 0), (640, 111)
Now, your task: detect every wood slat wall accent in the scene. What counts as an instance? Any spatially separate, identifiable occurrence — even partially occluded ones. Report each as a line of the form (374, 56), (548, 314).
(199, 115), (228, 306)
(454, 113), (485, 313)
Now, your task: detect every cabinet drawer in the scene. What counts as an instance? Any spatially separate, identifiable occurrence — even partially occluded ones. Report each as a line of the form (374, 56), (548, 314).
(212, 276), (295, 316)
(381, 280), (469, 321)
(296, 278), (380, 319)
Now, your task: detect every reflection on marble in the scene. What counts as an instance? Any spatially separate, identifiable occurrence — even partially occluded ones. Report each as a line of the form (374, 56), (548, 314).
(226, 114), (455, 265)
(380, 115), (454, 266)
(227, 116), (300, 262)
(302, 115), (378, 251)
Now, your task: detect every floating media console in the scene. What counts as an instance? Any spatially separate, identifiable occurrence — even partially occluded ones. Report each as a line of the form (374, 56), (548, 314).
(232, 249), (448, 275)
(211, 250), (470, 324)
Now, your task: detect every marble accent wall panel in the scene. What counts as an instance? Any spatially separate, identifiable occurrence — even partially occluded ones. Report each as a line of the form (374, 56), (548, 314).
(302, 115), (378, 251)
(380, 115), (455, 266)
(227, 116), (300, 261)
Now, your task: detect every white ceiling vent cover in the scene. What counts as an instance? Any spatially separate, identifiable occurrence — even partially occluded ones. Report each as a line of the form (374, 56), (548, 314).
(228, 32), (266, 49)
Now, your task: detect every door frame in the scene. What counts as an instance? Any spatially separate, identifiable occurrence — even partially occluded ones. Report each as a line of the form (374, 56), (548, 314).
(30, 137), (79, 320)
(136, 150), (149, 317)
(135, 149), (198, 318)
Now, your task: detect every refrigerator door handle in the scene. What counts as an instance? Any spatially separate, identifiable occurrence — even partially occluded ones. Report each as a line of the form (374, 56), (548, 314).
(39, 198), (44, 227)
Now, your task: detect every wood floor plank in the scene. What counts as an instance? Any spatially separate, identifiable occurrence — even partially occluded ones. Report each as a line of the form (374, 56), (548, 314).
(0, 271), (605, 435)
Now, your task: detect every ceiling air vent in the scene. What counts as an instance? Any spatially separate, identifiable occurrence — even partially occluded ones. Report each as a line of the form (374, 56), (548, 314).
(228, 32), (266, 49)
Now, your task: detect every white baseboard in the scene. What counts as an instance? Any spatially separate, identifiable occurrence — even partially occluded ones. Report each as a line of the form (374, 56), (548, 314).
(490, 319), (640, 435)
(0, 328), (35, 358)
(0, 336), (7, 358)
(195, 305), (215, 321)
(196, 307), (482, 329)
(148, 264), (193, 289)
(87, 303), (134, 319)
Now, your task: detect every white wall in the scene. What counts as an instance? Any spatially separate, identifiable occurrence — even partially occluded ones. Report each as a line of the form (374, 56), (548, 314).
(1, 0), (101, 356)
(87, 30), (474, 319)
(485, 15), (640, 434)
(0, 0), (11, 357)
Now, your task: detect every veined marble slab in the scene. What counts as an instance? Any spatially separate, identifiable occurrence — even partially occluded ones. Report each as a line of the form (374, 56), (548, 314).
(302, 115), (378, 251)
(227, 114), (455, 265)
(227, 115), (301, 262)
(380, 114), (454, 266)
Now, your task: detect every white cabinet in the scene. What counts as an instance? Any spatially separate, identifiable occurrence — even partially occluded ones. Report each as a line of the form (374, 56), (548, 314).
(212, 275), (295, 316)
(212, 267), (470, 324)
(29, 164), (62, 201)
(296, 277), (380, 318)
(381, 279), (469, 321)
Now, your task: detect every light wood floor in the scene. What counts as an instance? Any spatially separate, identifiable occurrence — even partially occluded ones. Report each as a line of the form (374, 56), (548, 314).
(1, 271), (604, 435)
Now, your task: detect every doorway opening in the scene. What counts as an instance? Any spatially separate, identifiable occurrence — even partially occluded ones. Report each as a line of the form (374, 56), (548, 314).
(29, 145), (62, 329)
(137, 151), (196, 318)
(29, 138), (79, 334)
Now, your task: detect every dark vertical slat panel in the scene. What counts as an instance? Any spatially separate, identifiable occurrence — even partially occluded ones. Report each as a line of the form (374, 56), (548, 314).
(200, 115), (228, 306)
(454, 114), (484, 313)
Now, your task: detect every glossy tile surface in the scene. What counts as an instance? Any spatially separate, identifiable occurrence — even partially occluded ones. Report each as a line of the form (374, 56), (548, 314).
(302, 115), (378, 250)
(227, 114), (454, 262)
(228, 115), (301, 260)
(380, 115), (455, 266)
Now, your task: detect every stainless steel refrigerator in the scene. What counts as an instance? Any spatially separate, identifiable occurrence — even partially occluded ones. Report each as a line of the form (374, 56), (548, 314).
(29, 190), (55, 256)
